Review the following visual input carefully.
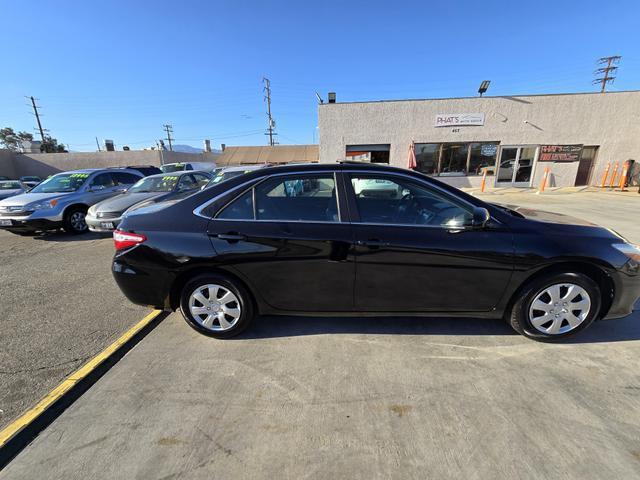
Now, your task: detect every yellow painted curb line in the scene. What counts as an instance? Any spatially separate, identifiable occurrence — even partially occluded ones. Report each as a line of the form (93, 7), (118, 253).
(0, 310), (163, 447)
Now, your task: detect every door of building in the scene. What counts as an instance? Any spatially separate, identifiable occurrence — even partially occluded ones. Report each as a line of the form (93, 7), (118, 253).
(575, 146), (598, 186)
(495, 146), (537, 187)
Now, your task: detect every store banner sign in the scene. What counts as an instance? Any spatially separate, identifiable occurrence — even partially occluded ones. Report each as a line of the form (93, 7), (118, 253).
(434, 113), (485, 127)
(539, 145), (583, 162)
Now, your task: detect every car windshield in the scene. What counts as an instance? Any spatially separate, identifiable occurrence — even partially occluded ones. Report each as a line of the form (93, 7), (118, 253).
(21, 177), (39, 182)
(128, 175), (179, 193)
(160, 164), (186, 173)
(207, 170), (247, 187)
(30, 173), (90, 193)
(0, 181), (22, 190)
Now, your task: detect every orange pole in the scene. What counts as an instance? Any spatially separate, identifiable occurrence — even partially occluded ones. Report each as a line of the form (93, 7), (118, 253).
(609, 162), (619, 188)
(618, 164), (629, 191)
(480, 170), (487, 192)
(600, 162), (611, 188)
(539, 167), (550, 193)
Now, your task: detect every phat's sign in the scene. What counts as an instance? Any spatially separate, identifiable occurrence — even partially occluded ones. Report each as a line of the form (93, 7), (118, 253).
(434, 113), (485, 127)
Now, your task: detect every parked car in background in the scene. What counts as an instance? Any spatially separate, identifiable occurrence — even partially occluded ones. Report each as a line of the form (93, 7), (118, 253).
(0, 168), (143, 235)
(0, 180), (28, 200)
(87, 171), (211, 232)
(160, 162), (216, 173)
(204, 164), (269, 188)
(112, 162), (640, 341)
(0, 176), (9, 181)
(120, 165), (162, 176)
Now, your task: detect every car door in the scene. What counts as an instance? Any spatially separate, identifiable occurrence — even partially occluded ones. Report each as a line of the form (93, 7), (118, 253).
(86, 173), (121, 203)
(206, 171), (354, 312)
(346, 171), (514, 313)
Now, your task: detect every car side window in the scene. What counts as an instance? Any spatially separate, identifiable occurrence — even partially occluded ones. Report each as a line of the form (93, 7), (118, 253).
(349, 174), (472, 227)
(216, 190), (254, 220)
(255, 174), (338, 222)
(192, 173), (210, 188)
(113, 172), (141, 185)
(90, 173), (115, 189)
(178, 174), (197, 190)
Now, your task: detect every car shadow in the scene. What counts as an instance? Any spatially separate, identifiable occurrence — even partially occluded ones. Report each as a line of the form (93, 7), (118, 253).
(32, 231), (112, 242)
(236, 310), (640, 344)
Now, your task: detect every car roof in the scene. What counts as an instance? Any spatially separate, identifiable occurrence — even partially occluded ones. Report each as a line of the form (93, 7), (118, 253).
(220, 164), (269, 173)
(53, 168), (142, 175)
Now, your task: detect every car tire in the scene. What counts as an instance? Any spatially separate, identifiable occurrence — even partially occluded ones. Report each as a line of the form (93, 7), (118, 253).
(508, 272), (601, 341)
(63, 206), (88, 234)
(180, 274), (254, 339)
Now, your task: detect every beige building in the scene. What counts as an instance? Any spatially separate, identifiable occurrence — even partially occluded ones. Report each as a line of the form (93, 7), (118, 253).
(318, 90), (640, 188)
(216, 145), (319, 166)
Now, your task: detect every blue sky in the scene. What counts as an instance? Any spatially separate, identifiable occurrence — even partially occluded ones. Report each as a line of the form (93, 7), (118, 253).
(1, 0), (639, 151)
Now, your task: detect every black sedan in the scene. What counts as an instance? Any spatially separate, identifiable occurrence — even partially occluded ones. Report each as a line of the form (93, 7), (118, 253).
(112, 162), (640, 340)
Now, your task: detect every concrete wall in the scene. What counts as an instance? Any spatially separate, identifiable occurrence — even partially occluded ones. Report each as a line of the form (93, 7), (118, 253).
(319, 91), (640, 187)
(0, 150), (220, 179)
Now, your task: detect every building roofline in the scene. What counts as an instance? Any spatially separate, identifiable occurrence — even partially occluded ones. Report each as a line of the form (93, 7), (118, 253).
(319, 89), (640, 106)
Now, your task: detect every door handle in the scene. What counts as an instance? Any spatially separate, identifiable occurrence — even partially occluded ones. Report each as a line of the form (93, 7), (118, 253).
(356, 239), (389, 249)
(212, 232), (246, 242)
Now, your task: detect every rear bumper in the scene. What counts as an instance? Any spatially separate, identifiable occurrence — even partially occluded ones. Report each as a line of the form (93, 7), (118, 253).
(112, 257), (174, 310)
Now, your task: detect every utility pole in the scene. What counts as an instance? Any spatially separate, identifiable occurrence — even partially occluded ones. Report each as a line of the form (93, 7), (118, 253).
(162, 124), (174, 151)
(28, 96), (46, 142)
(263, 77), (277, 146)
(95, 137), (101, 152)
(593, 56), (621, 93)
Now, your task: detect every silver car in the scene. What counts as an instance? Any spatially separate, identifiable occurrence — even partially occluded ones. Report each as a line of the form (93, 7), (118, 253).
(0, 168), (143, 235)
(0, 180), (28, 201)
(86, 171), (211, 232)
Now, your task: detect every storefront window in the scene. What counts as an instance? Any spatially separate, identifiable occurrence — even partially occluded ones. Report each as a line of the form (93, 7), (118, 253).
(469, 143), (498, 175)
(440, 144), (469, 175)
(415, 144), (439, 174)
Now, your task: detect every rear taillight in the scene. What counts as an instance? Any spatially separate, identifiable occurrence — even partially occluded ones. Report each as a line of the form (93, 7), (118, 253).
(113, 229), (147, 250)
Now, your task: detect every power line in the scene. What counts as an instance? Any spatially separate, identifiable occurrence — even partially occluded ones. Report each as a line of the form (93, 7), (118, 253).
(263, 77), (277, 146)
(162, 124), (174, 151)
(593, 56), (621, 93)
(27, 96), (46, 142)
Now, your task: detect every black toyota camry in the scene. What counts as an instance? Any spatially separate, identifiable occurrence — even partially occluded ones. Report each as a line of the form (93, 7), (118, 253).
(112, 162), (640, 340)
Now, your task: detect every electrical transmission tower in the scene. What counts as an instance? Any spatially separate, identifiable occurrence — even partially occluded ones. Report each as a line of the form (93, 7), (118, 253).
(593, 56), (621, 93)
(162, 124), (174, 151)
(263, 77), (277, 146)
(27, 96), (46, 142)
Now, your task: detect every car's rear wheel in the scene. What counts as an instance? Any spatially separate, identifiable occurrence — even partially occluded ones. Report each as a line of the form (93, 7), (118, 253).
(179, 274), (254, 338)
(63, 206), (88, 234)
(508, 272), (601, 341)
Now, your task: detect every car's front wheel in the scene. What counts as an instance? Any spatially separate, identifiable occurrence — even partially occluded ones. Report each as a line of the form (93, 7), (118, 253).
(180, 274), (254, 338)
(508, 272), (601, 341)
(63, 206), (88, 234)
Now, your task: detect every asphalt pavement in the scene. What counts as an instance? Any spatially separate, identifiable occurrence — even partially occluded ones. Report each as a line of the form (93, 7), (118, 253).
(2, 311), (640, 479)
(0, 230), (149, 430)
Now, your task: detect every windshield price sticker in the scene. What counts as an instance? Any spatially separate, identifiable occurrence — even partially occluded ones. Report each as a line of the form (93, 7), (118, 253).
(162, 176), (178, 182)
(69, 173), (90, 178)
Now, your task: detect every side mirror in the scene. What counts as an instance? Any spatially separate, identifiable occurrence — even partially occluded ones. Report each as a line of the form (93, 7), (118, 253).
(472, 207), (491, 229)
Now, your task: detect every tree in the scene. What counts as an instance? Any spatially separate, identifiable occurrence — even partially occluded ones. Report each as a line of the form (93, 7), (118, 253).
(0, 127), (34, 151)
(40, 136), (67, 153)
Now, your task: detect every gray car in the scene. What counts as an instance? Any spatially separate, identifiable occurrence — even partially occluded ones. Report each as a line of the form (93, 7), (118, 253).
(0, 168), (143, 235)
(86, 171), (211, 232)
(0, 180), (28, 201)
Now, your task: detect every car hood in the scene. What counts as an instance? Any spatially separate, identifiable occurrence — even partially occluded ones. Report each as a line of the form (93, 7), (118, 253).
(93, 192), (165, 213)
(0, 189), (24, 200)
(498, 204), (597, 226)
(0, 191), (71, 207)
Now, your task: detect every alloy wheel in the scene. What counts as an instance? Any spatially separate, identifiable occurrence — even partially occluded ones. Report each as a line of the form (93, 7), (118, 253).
(529, 283), (591, 335)
(70, 211), (87, 232)
(188, 283), (241, 331)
